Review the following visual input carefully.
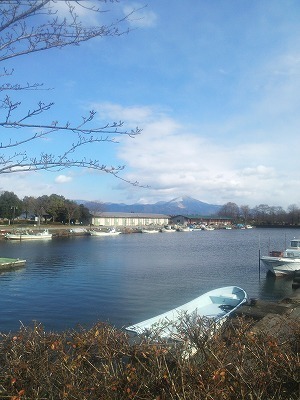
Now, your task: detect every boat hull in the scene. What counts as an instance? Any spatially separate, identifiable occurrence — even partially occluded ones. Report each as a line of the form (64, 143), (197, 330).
(126, 286), (247, 340)
(0, 258), (26, 269)
(89, 230), (121, 236)
(5, 232), (52, 240)
(261, 256), (300, 276)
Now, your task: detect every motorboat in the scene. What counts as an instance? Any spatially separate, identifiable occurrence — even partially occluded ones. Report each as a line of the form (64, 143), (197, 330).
(140, 229), (160, 233)
(160, 227), (176, 232)
(204, 226), (215, 231)
(126, 286), (247, 342)
(176, 226), (193, 232)
(89, 228), (121, 236)
(261, 238), (300, 276)
(5, 229), (52, 240)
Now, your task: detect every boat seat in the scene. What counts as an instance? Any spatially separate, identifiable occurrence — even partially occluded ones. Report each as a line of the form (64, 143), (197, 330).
(197, 303), (225, 318)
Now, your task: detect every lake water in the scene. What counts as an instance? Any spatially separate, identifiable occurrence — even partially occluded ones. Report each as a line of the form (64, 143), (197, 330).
(0, 227), (299, 333)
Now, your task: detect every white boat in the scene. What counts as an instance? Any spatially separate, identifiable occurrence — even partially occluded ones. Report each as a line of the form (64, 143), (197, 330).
(141, 229), (160, 233)
(89, 228), (121, 236)
(160, 227), (176, 232)
(204, 226), (215, 231)
(0, 257), (26, 269)
(176, 226), (193, 232)
(126, 286), (247, 341)
(69, 227), (88, 234)
(261, 238), (300, 276)
(5, 229), (52, 240)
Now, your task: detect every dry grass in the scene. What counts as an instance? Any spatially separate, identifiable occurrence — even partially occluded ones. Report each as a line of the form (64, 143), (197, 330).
(0, 316), (298, 399)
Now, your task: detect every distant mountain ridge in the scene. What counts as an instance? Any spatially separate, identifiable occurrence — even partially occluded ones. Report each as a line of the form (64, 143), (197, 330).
(77, 196), (221, 216)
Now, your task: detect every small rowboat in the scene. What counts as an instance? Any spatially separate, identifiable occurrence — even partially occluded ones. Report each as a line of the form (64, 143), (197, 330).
(126, 286), (247, 341)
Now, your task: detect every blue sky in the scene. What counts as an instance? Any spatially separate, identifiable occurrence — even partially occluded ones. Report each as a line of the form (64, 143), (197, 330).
(2, 0), (300, 208)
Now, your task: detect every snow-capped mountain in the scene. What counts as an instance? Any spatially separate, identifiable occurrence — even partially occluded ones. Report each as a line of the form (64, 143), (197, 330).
(77, 196), (221, 216)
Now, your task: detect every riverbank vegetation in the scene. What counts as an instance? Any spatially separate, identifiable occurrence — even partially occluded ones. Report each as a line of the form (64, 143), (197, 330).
(0, 191), (91, 226)
(218, 202), (300, 227)
(1, 190), (300, 228)
(0, 316), (298, 399)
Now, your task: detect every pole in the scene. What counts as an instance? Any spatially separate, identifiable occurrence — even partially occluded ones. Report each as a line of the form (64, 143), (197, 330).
(258, 248), (261, 280)
(258, 234), (261, 280)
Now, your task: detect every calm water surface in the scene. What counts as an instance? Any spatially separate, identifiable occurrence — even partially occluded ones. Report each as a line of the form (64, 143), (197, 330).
(0, 227), (298, 333)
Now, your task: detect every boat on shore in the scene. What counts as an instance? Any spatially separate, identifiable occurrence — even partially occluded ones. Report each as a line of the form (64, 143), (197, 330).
(261, 238), (300, 276)
(126, 286), (247, 341)
(5, 229), (52, 241)
(89, 228), (121, 236)
(0, 258), (26, 269)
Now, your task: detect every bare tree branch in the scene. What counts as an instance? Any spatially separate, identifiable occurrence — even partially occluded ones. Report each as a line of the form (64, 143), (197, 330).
(0, 0), (131, 62)
(0, 1), (144, 184)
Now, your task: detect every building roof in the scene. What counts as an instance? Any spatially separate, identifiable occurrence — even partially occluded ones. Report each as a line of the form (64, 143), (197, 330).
(92, 212), (170, 218)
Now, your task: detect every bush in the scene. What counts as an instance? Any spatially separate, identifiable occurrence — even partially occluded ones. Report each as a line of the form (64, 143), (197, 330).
(0, 316), (298, 399)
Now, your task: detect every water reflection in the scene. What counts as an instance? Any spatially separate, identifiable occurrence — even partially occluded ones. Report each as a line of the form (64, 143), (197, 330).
(259, 273), (295, 300)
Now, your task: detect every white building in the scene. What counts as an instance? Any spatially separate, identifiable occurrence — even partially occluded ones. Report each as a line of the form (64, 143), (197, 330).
(91, 212), (170, 228)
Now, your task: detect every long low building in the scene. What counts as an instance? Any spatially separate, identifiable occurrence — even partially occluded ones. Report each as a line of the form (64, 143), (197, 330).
(91, 212), (170, 227)
(170, 214), (232, 226)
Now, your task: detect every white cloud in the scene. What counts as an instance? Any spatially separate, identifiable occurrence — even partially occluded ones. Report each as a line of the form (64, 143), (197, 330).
(92, 102), (154, 125)
(0, 172), (54, 199)
(93, 102), (300, 208)
(241, 165), (275, 178)
(55, 175), (73, 184)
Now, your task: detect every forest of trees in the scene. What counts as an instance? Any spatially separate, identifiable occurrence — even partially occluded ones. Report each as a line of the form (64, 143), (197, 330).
(218, 201), (300, 226)
(0, 191), (90, 225)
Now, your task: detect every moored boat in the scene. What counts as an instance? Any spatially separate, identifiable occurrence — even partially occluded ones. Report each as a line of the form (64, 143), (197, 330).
(160, 227), (176, 232)
(0, 257), (26, 269)
(204, 225), (215, 231)
(126, 286), (247, 341)
(176, 226), (193, 232)
(5, 229), (52, 241)
(260, 238), (300, 276)
(89, 228), (121, 236)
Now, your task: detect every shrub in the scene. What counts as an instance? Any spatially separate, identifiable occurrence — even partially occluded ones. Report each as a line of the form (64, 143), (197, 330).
(0, 316), (298, 399)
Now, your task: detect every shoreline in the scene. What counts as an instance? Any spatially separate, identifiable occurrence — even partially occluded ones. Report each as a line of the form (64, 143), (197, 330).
(233, 290), (300, 339)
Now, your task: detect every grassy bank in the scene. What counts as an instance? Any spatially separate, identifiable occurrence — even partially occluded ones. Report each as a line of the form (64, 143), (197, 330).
(0, 315), (298, 399)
